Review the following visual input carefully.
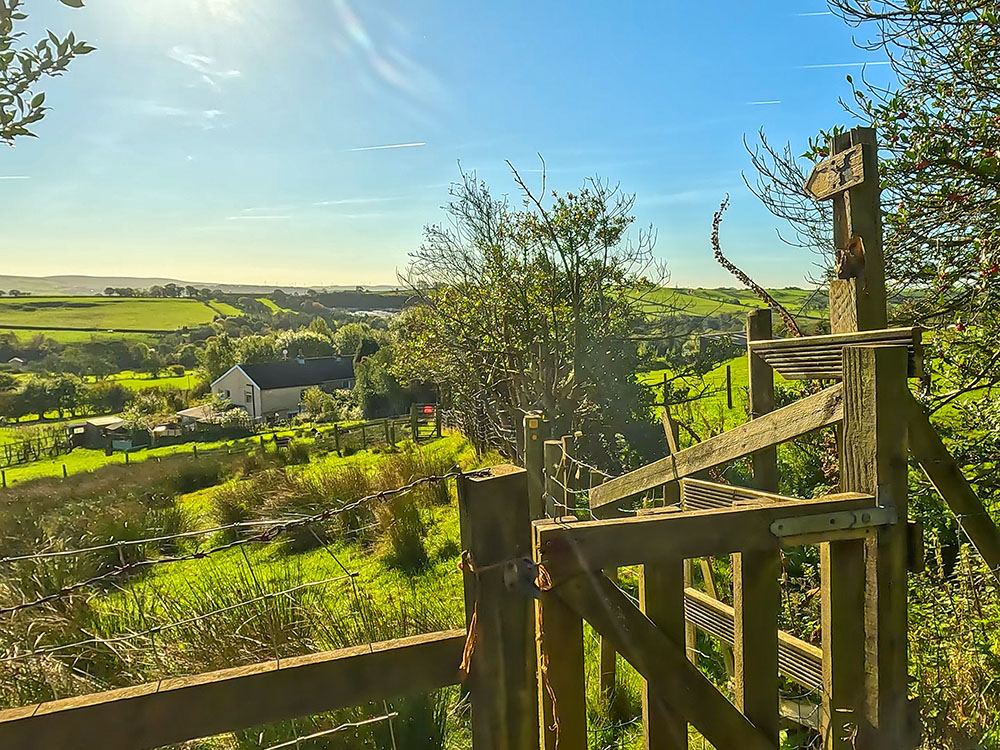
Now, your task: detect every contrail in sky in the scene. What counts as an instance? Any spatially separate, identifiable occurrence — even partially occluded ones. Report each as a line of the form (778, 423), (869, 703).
(348, 142), (426, 152)
(799, 61), (891, 68)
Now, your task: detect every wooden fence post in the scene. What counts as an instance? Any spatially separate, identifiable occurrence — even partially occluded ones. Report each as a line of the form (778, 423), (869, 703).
(733, 307), (780, 744)
(542, 440), (562, 517)
(640, 554), (688, 748)
(561, 433), (576, 512)
(457, 466), (539, 750)
(593, 474), (619, 704)
(334, 424), (341, 455)
(361, 423), (367, 451)
(524, 413), (546, 520)
(534, 520), (587, 750)
(383, 418), (390, 445)
(435, 406), (442, 438)
(410, 404), (419, 442)
(843, 345), (911, 747)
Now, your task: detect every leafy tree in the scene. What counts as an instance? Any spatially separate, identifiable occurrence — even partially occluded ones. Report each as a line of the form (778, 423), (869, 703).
(333, 321), (375, 357)
(275, 329), (336, 359)
(198, 335), (237, 380)
(307, 316), (334, 340)
(1, 0), (94, 144)
(395, 167), (667, 467)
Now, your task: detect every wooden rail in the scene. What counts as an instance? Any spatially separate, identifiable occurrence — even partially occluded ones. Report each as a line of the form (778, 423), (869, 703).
(589, 383), (844, 515)
(0, 630), (466, 750)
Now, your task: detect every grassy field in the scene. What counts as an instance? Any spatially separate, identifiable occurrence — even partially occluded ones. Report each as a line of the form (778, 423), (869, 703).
(82, 369), (201, 391)
(256, 297), (290, 313)
(0, 328), (161, 344)
(0, 297), (224, 332)
(642, 286), (827, 321)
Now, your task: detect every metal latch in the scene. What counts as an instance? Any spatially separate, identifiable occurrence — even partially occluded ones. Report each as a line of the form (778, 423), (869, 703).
(770, 507), (897, 538)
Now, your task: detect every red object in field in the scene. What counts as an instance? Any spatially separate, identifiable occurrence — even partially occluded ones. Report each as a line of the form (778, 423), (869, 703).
(422, 405), (435, 415)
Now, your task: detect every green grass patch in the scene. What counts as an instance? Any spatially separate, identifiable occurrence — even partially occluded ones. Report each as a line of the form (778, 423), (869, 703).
(0, 297), (222, 332)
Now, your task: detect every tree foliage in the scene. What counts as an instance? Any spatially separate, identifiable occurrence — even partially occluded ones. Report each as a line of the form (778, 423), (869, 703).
(1, 0), (94, 145)
(394, 167), (667, 467)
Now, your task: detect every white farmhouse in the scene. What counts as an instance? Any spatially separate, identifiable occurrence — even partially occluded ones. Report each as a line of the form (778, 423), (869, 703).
(210, 355), (355, 422)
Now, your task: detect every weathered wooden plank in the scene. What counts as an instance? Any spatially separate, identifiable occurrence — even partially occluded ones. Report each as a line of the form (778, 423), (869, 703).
(804, 142), (866, 200)
(905, 392), (1000, 584)
(0, 630), (466, 750)
(641, 559), (688, 748)
(590, 384), (844, 513)
(534, 521), (587, 750)
(554, 573), (776, 750)
(458, 465), (538, 750)
(539, 492), (875, 579)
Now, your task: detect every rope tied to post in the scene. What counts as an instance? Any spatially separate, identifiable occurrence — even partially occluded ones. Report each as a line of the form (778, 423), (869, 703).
(457, 549), (479, 680)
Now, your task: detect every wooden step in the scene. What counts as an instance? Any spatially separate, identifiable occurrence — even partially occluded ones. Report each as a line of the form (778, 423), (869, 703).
(684, 588), (822, 691)
(748, 326), (923, 380)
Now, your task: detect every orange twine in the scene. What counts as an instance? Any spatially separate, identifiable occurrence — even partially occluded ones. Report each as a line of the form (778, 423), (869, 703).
(457, 550), (478, 680)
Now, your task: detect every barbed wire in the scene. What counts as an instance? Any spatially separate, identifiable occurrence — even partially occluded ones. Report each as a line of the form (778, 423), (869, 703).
(0, 574), (355, 665)
(261, 712), (398, 750)
(0, 469), (489, 616)
(0, 519), (292, 565)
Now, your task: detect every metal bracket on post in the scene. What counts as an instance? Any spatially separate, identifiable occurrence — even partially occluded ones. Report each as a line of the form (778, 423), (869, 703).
(771, 506), (897, 543)
(503, 558), (543, 600)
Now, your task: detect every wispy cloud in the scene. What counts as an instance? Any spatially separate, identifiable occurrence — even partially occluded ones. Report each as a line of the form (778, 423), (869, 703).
(748, 100), (781, 105)
(132, 100), (224, 128)
(168, 46), (241, 90)
(0, 175), (29, 180)
(312, 196), (399, 206)
(347, 141), (426, 152)
(798, 61), (891, 69)
(205, 0), (240, 21)
(226, 215), (290, 221)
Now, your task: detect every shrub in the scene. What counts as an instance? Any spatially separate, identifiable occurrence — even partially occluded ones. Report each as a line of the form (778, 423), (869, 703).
(373, 493), (427, 572)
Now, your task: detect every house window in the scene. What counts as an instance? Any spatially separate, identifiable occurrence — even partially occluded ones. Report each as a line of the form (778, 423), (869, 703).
(218, 389), (231, 399)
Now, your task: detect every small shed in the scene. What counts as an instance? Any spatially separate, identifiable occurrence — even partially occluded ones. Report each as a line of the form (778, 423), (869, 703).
(68, 416), (127, 449)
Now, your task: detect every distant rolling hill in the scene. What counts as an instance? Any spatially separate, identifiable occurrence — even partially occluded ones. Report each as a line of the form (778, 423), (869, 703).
(0, 275), (400, 296)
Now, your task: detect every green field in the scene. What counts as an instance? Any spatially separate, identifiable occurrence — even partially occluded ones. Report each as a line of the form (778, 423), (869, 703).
(255, 297), (290, 313)
(0, 328), (161, 344)
(642, 286), (826, 319)
(0, 297), (224, 332)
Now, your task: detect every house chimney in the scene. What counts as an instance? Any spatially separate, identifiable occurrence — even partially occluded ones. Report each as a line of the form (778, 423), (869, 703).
(296, 351), (305, 365)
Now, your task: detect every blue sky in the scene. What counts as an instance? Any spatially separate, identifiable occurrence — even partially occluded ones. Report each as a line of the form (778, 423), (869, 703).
(0, 1), (893, 287)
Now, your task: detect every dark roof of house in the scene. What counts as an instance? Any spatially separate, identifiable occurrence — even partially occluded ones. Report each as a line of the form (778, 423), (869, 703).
(238, 357), (355, 390)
